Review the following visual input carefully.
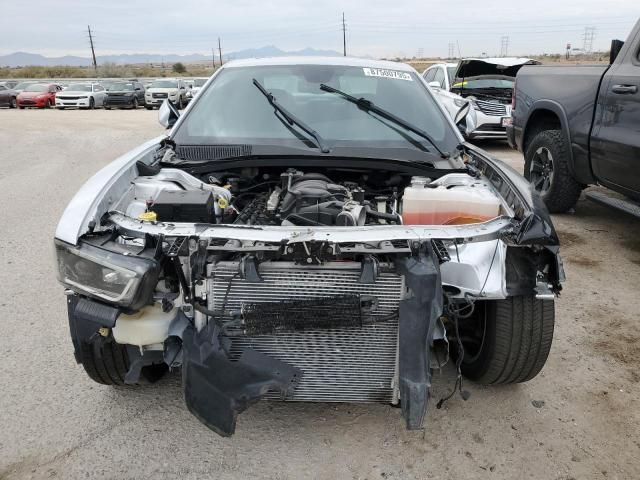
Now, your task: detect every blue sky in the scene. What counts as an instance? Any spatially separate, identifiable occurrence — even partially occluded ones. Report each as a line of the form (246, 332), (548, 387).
(0, 0), (638, 58)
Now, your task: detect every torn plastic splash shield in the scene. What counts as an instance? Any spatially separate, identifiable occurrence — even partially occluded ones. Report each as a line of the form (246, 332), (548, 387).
(394, 245), (443, 430)
(181, 321), (301, 437)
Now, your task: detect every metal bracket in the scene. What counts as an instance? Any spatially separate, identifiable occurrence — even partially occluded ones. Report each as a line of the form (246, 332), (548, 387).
(358, 255), (379, 284)
(239, 255), (263, 282)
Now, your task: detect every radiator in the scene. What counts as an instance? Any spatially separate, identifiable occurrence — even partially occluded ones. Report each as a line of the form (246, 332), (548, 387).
(207, 261), (405, 403)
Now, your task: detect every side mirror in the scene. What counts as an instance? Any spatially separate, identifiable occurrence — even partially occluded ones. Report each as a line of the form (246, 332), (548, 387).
(158, 99), (180, 129)
(428, 81), (441, 89)
(135, 87), (141, 91)
(609, 39), (624, 64)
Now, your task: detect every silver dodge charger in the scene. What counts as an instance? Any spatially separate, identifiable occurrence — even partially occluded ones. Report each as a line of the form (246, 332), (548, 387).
(55, 57), (562, 436)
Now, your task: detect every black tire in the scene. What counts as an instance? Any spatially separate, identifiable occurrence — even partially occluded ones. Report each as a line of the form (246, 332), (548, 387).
(56, 106), (65, 110)
(524, 130), (583, 213)
(132, 97), (138, 109)
(104, 106), (111, 110)
(89, 97), (95, 109)
(78, 337), (167, 386)
(177, 96), (184, 110)
(19, 106), (25, 109)
(459, 296), (554, 385)
(9, 97), (17, 109)
(44, 99), (51, 109)
(145, 105), (153, 110)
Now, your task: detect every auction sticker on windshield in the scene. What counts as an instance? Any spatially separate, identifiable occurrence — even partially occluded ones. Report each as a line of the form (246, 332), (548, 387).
(363, 68), (413, 81)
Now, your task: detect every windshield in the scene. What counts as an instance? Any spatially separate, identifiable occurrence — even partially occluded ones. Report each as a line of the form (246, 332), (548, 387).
(452, 77), (514, 89)
(446, 66), (457, 83)
(174, 65), (457, 153)
(14, 82), (35, 90)
(24, 84), (48, 92)
(151, 80), (178, 88)
(66, 83), (92, 92)
(194, 78), (207, 87)
(108, 82), (135, 91)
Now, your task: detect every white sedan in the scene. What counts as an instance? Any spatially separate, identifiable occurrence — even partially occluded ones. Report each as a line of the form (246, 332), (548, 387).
(424, 58), (538, 140)
(55, 82), (107, 109)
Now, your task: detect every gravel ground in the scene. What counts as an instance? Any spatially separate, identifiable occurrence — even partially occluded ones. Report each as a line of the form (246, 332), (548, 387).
(0, 108), (639, 480)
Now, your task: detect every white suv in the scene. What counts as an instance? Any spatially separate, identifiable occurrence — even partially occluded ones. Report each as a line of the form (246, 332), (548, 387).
(144, 79), (189, 109)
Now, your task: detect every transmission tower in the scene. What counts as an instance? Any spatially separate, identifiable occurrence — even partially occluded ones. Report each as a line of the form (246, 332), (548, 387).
(500, 36), (510, 57)
(448, 43), (455, 59)
(582, 26), (596, 53)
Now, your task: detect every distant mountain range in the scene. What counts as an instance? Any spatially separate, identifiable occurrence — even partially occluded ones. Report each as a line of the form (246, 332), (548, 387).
(0, 46), (341, 67)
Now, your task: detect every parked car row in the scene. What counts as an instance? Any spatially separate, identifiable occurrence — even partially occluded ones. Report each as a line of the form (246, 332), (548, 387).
(0, 77), (210, 110)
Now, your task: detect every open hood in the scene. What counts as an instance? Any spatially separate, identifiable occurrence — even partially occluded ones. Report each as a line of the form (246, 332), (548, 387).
(455, 57), (540, 79)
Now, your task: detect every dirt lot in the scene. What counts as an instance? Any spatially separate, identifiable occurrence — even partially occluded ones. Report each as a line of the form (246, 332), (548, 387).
(0, 108), (639, 480)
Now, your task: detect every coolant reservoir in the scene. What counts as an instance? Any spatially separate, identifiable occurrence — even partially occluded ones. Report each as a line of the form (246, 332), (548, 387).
(112, 304), (176, 347)
(402, 176), (501, 225)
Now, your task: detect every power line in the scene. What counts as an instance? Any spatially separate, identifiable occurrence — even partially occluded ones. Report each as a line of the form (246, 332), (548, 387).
(342, 12), (347, 56)
(87, 25), (97, 73)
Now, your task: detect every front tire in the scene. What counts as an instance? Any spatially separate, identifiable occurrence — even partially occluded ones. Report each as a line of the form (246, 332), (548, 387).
(78, 337), (167, 386)
(9, 97), (17, 108)
(132, 97), (139, 109)
(89, 97), (95, 109)
(524, 130), (583, 213)
(459, 296), (554, 385)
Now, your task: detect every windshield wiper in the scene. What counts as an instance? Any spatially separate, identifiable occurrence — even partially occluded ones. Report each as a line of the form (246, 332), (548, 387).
(253, 79), (329, 153)
(319, 84), (449, 158)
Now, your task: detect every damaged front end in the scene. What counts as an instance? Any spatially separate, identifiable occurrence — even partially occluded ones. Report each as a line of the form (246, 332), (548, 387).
(56, 142), (562, 437)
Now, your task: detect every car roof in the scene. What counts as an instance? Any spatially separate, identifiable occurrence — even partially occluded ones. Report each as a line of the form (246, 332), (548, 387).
(427, 63), (458, 68)
(222, 56), (415, 72)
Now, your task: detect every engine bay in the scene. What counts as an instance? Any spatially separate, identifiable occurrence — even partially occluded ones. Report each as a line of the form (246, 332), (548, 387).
(116, 164), (505, 229)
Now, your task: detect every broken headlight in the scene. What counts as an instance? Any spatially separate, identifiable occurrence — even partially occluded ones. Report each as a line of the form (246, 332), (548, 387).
(55, 239), (160, 309)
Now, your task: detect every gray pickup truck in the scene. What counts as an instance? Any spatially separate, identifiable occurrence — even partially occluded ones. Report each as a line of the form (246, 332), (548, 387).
(507, 19), (640, 214)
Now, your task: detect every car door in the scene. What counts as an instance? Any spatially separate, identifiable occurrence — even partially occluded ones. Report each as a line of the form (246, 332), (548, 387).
(591, 30), (640, 195)
(135, 83), (144, 102)
(0, 85), (7, 106)
(48, 85), (58, 103)
(94, 84), (106, 105)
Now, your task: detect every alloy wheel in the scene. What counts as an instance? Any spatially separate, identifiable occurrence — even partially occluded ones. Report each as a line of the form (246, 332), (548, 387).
(529, 147), (555, 195)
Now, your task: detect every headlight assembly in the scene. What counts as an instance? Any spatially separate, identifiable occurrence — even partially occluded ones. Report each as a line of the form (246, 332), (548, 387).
(55, 239), (160, 309)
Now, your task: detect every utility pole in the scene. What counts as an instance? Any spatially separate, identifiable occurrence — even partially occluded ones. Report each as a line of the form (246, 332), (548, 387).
(500, 36), (510, 57)
(218, 37), (223, 66)
(456, 40), (461, 59)
(342, 13), (347, 57)
(87, 25), (97, 73)
(212, 48), (216, 69)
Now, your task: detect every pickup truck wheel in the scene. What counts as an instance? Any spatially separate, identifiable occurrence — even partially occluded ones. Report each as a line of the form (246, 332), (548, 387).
(78, 337), (167, 386)
(524, 130), (583, 213)
(458, 296), (554, 385)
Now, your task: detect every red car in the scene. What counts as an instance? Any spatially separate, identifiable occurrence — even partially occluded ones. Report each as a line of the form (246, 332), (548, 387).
(17, 83), (62, 109)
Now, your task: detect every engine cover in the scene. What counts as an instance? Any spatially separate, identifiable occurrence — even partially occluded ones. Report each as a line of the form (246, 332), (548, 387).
(279, 175), (348, 225)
